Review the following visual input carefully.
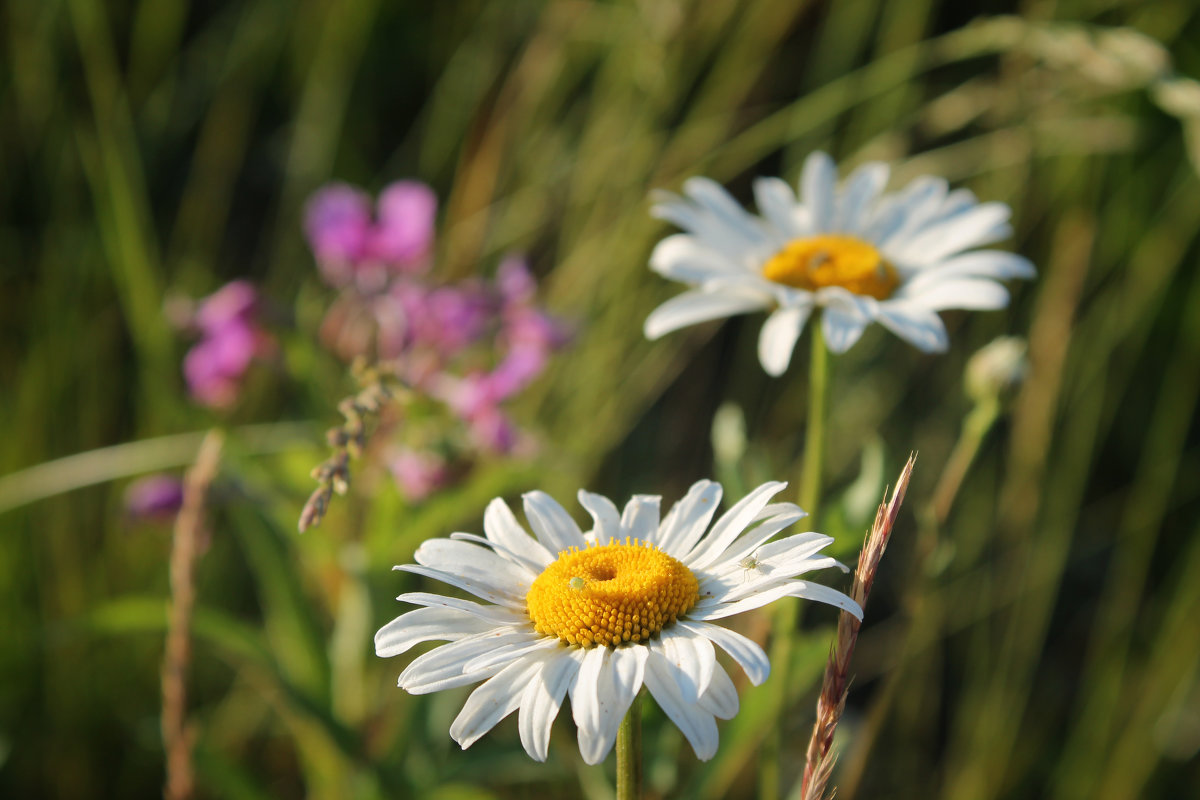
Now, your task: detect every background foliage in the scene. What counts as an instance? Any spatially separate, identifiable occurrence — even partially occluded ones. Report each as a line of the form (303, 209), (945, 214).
(2, 0), (1199, 797)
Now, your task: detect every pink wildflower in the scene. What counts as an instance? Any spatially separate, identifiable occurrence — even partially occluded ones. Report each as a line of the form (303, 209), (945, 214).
(387, 448), (451, 501)
(305, 181), (436, 291)
(124, 474), (185, 522)
(182, 281), (269, 408)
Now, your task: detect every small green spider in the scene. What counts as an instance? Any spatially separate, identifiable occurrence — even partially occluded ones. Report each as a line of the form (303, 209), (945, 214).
(737, 551), (763, 582)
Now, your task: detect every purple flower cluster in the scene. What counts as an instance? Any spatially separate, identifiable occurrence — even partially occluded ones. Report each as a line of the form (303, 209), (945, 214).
(386, 448), (451, 502)
(124, 474), (184, 522)
(431, 258), (570, 454)
(182, 281), (270, 408)
(305, 181), (568, 501)
(305, 181), (437, 292)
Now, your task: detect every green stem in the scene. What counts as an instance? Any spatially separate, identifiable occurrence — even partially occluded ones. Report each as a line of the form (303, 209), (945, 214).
(913, 397), (1000, 576)
(616, 695), (642, 800)
(799, 322), (830, 517)
(930, 398), (1000, 527)
(0, 422), (314, 515)
(760, 322), (832, 800)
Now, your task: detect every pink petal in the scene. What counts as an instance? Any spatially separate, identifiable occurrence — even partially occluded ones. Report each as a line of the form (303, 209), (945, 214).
(304, 184), (372, 271)
(371, 181), (437, 268)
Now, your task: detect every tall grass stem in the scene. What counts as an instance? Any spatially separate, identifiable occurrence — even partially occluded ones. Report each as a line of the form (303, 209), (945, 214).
(760, 322), (831, 799)
(800, 322), (830, 517)
(799, 455), (915, 800)
(162, 430), (224, 800)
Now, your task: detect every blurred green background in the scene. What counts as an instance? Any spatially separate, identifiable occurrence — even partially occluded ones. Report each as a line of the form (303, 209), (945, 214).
(3, 0), (1199, 797)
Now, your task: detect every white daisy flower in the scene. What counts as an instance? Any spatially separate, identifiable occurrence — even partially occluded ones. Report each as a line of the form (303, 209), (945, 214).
(644, 151), (1037, 375)
(375, 480), (860, 764)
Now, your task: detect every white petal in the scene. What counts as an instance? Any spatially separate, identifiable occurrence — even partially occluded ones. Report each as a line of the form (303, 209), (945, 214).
(874, 301), (950, 352)
(644, 288), (770, 340)
(653, 190), (769, 263)
(569, 646), (608, 750)
(715, 555), (847, 606)
(690, 584), (797, 620)
(741, 531), (836, 572)
(375, 607), (499, 657)
(578, 490), (622, 546)
(414, 539), (533, 596)
(686, 481), (788, 569)
(678, 621), (770, 686)
(697, 663), (739, 720)
(900, 278), (1010, 311)
(644, 649), (720, 760)
(786, 580), (863, 619)
(593, 647), (649, 763)
(834, 162), (889, 233)
(395, 564), (524, 608)
(789, 555), (846, 574)
(820, 303), (871, 354)
(704, 531), (836, 596)
(463, 635), (559, 672)
(712, 558), (851, 606)
(904, 250), (1036, 291)
(660, 627), (716, 703)
(753, 177), (802, 239)
(801, 151), (837, 233)
(394, 591), (528, 625)
(699, 508), (808, 577)
(450, 658), (541, 749)
(519, 652), (579, 761)
(570, 646), (648, 765)
(656, 480), (723, 559)
(485, 498), (554, 570)
(621, 494), (661, 543)
(753, 501), (806, 523)
(893, 202), (1011, 264)
(651, 194), (712, 237)
(936, 188), (978, 221)
(522, 491), (586, 556)
(757, 304), (812, 376)
(650, 234), (747, 284)
(448, 532), (545, 576)
(860, 192), (908, 245)
(689, 578), (858, 621)
(684, 177), (760, 235)
(953, 250), (1037, 280)
(398, 630), (526, 694)
(874, 176), (949, 248)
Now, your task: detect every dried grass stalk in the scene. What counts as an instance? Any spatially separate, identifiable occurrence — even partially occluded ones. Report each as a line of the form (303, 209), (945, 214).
(299, 359), (406, 532)
(161, 430), (223, 800)
(799, 453), (916, 800)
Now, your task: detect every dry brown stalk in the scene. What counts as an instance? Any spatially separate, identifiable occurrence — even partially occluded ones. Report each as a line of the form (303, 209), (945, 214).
(161, 429), (224, 800)
(799, 453), (916, 800)
(299, 359), (407, 532)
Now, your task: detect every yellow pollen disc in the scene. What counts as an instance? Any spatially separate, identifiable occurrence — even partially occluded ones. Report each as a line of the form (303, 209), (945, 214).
(761, 235), (900, 300)
(526, 539), (700, 648)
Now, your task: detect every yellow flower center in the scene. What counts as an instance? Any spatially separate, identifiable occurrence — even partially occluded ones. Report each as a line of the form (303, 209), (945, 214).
(526, 539), (699, 648)
(761, 235), (900, 300)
